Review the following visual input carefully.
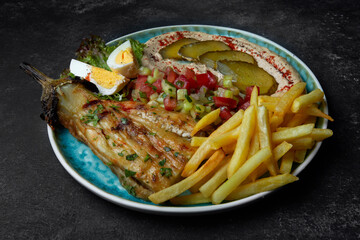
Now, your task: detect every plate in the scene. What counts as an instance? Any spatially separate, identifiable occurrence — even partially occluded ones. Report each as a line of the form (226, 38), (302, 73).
(48, 25), (328, 215)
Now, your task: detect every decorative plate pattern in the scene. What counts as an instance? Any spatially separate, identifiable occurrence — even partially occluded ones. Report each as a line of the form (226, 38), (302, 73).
(48, 25), (328, 215)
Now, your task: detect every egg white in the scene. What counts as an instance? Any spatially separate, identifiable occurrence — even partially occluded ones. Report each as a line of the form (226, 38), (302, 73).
(107, 40), (138, 78)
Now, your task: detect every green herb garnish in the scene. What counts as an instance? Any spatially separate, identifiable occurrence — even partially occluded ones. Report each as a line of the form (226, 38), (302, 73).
(125, 169), (137, 178)
(144, 154), (151, 162)
(126, 153), (138, 161)
(159, 159), (166, 166)
(80, 105), (104, 126)
(185, 94), (192, 103)
(121, 118), (128, 125)
(160, 168), (172, 178)
(164, 146), (171, 152)
(124, 184), (136, 196)
(139, 91), (147, 99)
(174, 152), (179, 157)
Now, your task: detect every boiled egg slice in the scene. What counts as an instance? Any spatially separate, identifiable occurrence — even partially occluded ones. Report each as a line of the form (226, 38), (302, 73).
(107, 40), (138, 78)
(70, 59), (129, 95)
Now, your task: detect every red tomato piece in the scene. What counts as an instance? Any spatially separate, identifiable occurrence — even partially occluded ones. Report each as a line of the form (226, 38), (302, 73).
(174, 75), (191, 92)
(165, 67), (178, 83)
(153, 79), (162, 93)
(219, 107), (233, 121)
(196, 71), (217, 90)
(213, 96), (237, 109)
(239, 101), (251, 110)
(135, 75), (155, 98)
(184, 68), (196, 81)
(164, 96), (177, 111)
(245, 86), (260, 102)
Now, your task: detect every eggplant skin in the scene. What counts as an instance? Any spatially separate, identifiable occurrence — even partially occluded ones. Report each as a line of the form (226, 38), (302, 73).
(21, 63), (196, 200)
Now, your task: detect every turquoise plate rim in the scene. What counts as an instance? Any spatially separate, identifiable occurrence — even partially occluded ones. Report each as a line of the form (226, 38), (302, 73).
(48, 25), (328, 215)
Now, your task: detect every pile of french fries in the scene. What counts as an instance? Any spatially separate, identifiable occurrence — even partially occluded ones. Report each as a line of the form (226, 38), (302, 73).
(148, 82), (333, 205)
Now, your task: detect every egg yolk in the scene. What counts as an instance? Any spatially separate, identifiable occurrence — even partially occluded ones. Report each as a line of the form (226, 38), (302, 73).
(91, 67), (122, 89)
(115, 48), (133, 64)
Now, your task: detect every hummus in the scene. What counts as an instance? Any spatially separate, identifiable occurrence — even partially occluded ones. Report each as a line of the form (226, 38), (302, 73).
(141, 31), (302, 96)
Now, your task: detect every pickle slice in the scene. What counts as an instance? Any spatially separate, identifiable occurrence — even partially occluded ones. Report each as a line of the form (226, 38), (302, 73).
(160, 38), (199, 60)
(178, 40), (231, 61)
(217, 60), (278, 95)
(199, 50), (256, 69)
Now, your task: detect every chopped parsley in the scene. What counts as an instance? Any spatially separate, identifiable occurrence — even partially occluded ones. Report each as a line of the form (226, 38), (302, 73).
(121, 118), (128, 125)
(155, 154), (159, 158)
(164, 146), (171, 152)
(159, 159), (166, 166)
(144, 154), (151, 162)
(160, 168), (173, 178)
(112, 142), (116, 147)
(150, 85), (157, 91)
(126, 153), (138, 161)
(185, 94), (192, 103)
(149, 132), (156, 136)
(175, 80), (184, 87)
(106, 162), (113, 166)
(118, 150), (127, 157)
(95, 92), (127, 102)
(174, 152), (179, 157)
(80, 104), (104, 126)
(125, 169), (137, 178)
(124, 184), (136, 196)
(139, 91), (147, 99)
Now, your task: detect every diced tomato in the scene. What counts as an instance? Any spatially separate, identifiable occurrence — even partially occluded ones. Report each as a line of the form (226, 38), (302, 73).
(237, 95), (246, 107)
(153, 79), (162, 93)
(184, 68), (196, 81)
(165, 67), (178, 83)
(164, 96), (177, 111)
(134, 75), (155, 98)
(213, 96), (237, 109)
(239, 100), (251, 110)
(196, 71), (217, 90)
(219, 107), (233, 121)
(174, 75), (193, 93)
(245, 86), (260, 102)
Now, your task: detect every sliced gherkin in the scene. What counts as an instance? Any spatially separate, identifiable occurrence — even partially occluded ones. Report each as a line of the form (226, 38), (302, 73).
(160, 38), (199, 60)
(217, 60), (278, 95)
(178, 40), (231, 61)
(199, 50), (256, 69)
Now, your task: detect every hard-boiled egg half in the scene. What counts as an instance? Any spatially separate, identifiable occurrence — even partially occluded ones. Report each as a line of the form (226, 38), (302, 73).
(70, 59), (129, 95)
(107, 40), (138, 79)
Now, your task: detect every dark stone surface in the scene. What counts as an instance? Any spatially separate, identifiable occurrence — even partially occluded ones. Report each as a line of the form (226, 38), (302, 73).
(1, 0), (359, 239)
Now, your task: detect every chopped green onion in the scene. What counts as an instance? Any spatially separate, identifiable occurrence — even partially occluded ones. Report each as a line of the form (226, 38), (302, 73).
(185, 94), (193, 103)
(161, 80), (176, 98)
(195, 104), (205, 113)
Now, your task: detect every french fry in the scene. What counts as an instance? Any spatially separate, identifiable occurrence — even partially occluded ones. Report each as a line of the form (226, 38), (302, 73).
(280, 151), (294, 174)
(222, 143), (236, 154)
(310, 128), (333, 141)
(189, 157), (229, 193)
(199, 161), (230, 197)
(299, 104), (334, 121)
(182, 110), (244, 177)
(191, 108), (220, 136)
(259, 101), (276, 112)
(294, 150), (307, 163)
(250, 86), (259, 107)
(270, 82), (307, 130)
(272, 123), (314, 144)
(286, 113), (308, 127)
(227, 106), (256, 178)
(291, 89), (324, 113)
(170, 193), (211, 205)
(289, 137), (315, 150)
(212, 147), (272, 204)
(257, 106), (278, 175)
(226, 174), (298, 201)
(210, 125), (241, 149)
(248, 129), (260, 158)
(249, 141), (292, 181)
(258, 95), (279, 105)
(149, 149), (225, 204)
(191, 137), (207, 147)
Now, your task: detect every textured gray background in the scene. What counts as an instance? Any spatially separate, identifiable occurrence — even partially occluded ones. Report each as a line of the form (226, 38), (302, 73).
(1, 0), (359, 239)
